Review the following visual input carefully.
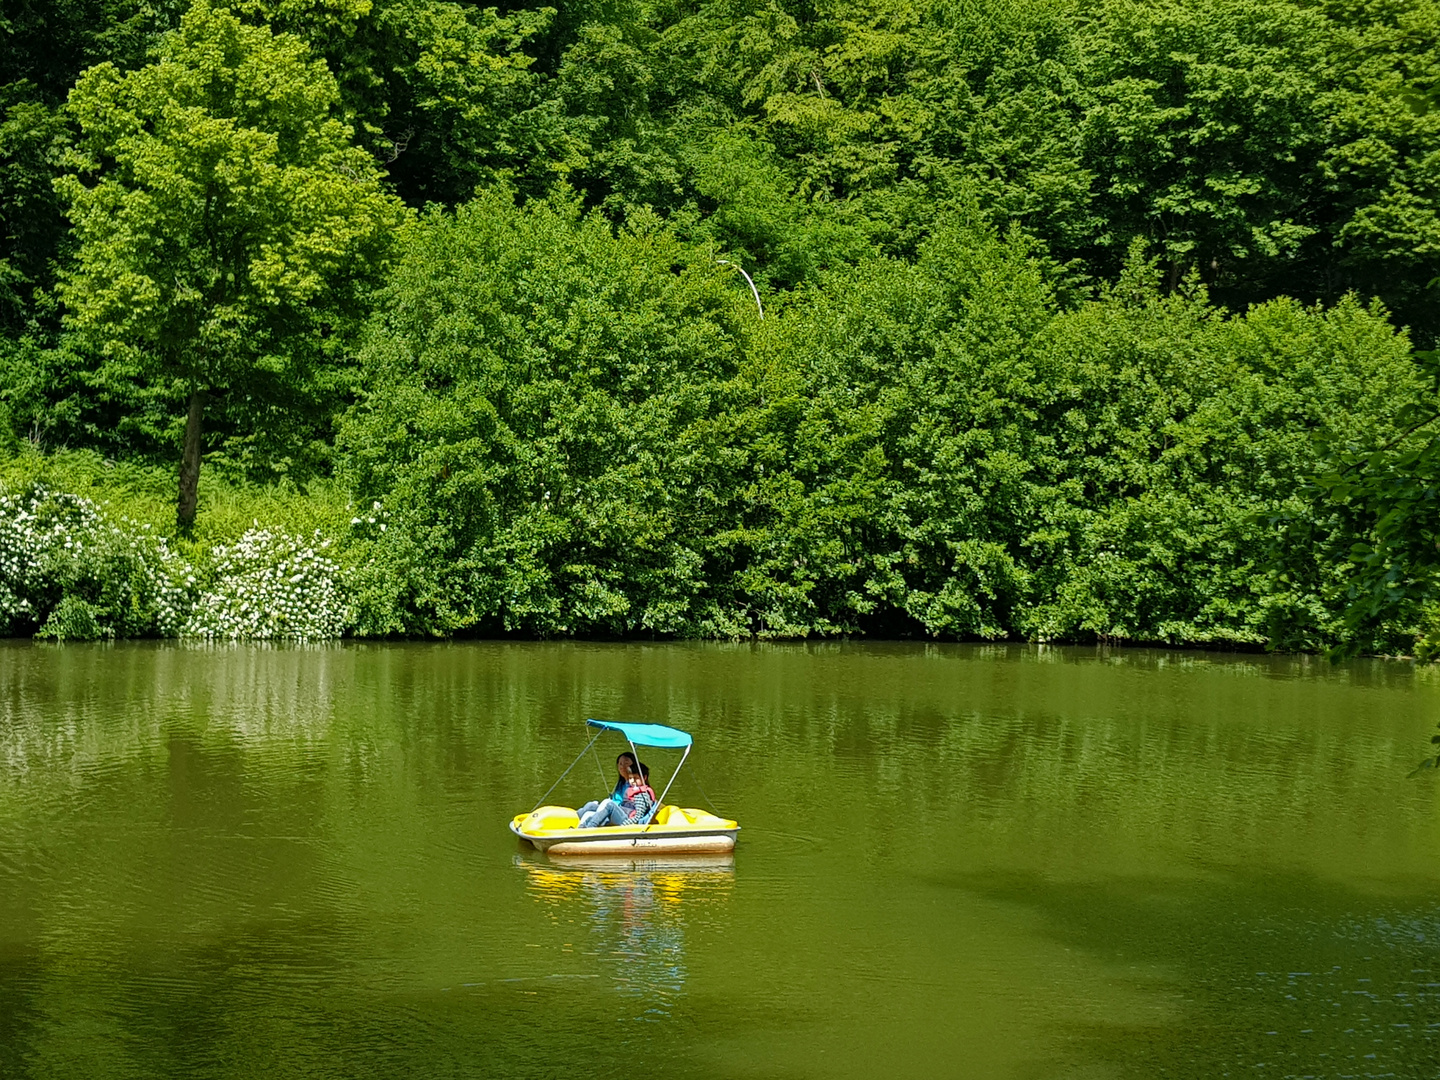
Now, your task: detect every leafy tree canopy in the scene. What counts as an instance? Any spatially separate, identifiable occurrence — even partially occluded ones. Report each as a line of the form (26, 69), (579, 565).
(55, 0), (406, 525)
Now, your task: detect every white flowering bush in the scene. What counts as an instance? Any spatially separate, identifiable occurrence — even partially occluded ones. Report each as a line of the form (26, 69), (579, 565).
(0, 485), (194, 639)
(182, 527), (352, 641)
(349, 499), (390, 538)
(0, 485), (353, 641)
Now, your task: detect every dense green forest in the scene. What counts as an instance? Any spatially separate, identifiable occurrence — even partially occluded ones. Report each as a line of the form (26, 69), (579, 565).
(2, 0), (1440, 651)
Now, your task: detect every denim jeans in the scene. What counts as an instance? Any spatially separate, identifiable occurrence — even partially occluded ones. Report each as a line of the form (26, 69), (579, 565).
(578, 799), (630, 828)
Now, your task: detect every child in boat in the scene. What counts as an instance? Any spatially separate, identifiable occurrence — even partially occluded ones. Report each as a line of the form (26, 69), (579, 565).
(629, 763), (657, 821)
(578, 762), (657, 828)
(576, 752), (638, 822)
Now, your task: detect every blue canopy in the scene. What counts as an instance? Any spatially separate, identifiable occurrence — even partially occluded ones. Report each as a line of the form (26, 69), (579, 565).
(586, 719), (693, 748)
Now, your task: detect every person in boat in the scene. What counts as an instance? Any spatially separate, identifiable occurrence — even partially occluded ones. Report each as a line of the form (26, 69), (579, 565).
(576, 752), (638, 823)
(578, 761), (656, 828)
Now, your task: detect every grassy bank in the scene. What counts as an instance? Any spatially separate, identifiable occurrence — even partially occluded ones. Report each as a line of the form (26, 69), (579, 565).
(0, 448), (354, 552)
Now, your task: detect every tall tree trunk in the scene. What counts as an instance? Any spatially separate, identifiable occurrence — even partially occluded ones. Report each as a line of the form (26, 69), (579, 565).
(177, 387), (206, 531)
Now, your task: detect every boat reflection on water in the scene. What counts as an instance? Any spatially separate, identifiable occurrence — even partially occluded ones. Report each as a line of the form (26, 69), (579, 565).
(517, 853), (735, 1017)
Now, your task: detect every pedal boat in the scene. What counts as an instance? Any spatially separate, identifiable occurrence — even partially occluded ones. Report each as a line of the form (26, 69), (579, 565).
(510, 719), (740, 856)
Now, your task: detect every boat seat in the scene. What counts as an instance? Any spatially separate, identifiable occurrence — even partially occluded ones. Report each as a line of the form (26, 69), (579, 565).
(654, 805), (695, 826)
(522, 806), (580, 831)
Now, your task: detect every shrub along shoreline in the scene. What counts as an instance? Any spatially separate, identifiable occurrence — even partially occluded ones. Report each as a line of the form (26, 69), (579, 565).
(2, 203), (1431, 654)
(0, 457), (356, 642)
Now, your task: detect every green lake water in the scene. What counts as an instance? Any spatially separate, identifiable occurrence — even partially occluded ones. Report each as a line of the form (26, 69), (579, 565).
(1, 640), (1437, 1078)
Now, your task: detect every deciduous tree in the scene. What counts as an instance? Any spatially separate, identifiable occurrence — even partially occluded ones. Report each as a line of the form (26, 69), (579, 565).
(56, 0), (404, 528)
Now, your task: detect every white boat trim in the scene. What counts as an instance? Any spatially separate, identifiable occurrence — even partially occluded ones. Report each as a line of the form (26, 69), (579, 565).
(510, 819), (739, 855)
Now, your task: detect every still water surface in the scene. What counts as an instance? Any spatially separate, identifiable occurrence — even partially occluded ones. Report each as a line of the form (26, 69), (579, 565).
(1, 640), (1437, 1078)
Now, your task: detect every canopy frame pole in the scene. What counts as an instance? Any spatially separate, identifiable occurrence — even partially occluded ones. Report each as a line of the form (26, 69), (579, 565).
(590, 743), (609, 789)
(531, 728), (605, 812)
(626, 737), (642, 794)
(645, 743), (690, 828)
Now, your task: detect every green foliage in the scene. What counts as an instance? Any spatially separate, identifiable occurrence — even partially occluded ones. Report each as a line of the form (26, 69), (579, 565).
(1320, 0), (1440, 343)
(339, 191), (754, 636)
(338, 198), (1419, 644)
(35, 594), (107, 641)
(54, 0), (407, 519)
(0, 0), (184, 336)
(0, 483), (192, 638)
(0, 0), (181, 105)
(57, 0), (404, 374)
(240, 0), (570, 205)
(0, 447), (358, 558)
(530, 0), (1440, 334)
(0, 460), (359, 640)
(0, 96), (70, 331)
(1309, 402), (1440, 652)
(3, 0), (1440, 662)
(750, 238), (1420, 646)
(1073, 0), (1330, 283)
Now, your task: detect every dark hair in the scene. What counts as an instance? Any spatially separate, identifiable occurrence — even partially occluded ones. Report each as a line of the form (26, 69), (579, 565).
(639, 762), (650, 780)
(616, 752), (638, 776)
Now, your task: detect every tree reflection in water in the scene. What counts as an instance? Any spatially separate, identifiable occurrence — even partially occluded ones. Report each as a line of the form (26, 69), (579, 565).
(518, 855), (735, 1017)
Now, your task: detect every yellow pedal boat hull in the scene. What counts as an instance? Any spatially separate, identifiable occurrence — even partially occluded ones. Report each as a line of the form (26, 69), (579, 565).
(510, 804), (740, 856)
